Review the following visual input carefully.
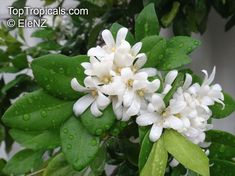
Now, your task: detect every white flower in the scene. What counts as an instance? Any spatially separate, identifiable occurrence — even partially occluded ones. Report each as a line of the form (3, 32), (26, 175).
(136, 94), (185, 142)
(81, 56), (114, 84)
(188, 67), (224, 109)
(162, 70), (178, 94)
(71, 76), (110, 117)
(87, 28), (128, 58)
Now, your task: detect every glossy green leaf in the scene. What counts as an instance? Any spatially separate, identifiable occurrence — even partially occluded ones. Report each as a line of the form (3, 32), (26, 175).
(110, 23), (135, 45)
(80, 106), (116, 136)
(140, 137), (167, 176)
(60, 116), (99, 171)
(90, 146), (106, 175)
(158, 48), (191, 70)
(210, 159), (235, 176)
(164, 73), (184, 105)
(138, 126), (149, 143)
(10, 129), (60, 150)
(207, 130), (235, 160)
(167, 36), (201, 54)
(211, 92), (235, 118)
(140, 35), (164, 67)
(163, 130), (209, 176)
(138, 130), (153, 171)
(12, 53), (28, 69)
(3, 149), (43, 175)
(31, 28), (56, 39)
(43, 153), (85, 176)
(135, 3), (160, 40)
(31, 54), (88, 100)
(2, 90), (74, 130)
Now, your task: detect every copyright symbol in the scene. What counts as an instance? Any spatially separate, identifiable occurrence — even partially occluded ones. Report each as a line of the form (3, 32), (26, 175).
(7, 19), (15, 27)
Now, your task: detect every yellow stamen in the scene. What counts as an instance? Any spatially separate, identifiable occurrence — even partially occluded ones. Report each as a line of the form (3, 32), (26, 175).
(91, 90), (98, 97)
(102, 76), (112, 84)
(116, 67), (122, 74)
(111, 47), (116, 52)
(127, 79), (134, 87)
(175, 113), (181, 118)
(137, 89), (145, 97)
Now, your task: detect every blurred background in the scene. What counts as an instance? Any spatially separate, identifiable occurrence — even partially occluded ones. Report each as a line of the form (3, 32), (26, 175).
(0, 0), (234, 160)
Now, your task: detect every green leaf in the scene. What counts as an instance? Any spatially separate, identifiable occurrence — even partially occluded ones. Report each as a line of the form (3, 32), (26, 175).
(90, 146), (106, 175)
(12, 53), (28, 69)
(3, 149), (43, 175)
(163, 130), (209, 176)
(60, 116), (99, 171)
(161, 1), (180, 27)
(10, 129), (60, 150)
(140, 35), (164, 67)
(43, 153), (85, 176)
(138, 126), (149, 143)
(37, 41), (61, 50)
(0, 66), (19, 73)
(2, 90), (74, 130)
(206, 130), (235, 160)
(163, 73), (184, 105)
(31, 28), (56, 39)
(31, 54), (88, 100)
(167, 36), (201, 54)
(210, 159), (235, 176)
(80, 106), (116, 136)
(135, 3), (160, 40)
(138, 130), (153, 171)
(140, 137), (167, 176)
(110, 23), (135, 45)
(158, 48), (191, 70)
(211, 92), (235, 118)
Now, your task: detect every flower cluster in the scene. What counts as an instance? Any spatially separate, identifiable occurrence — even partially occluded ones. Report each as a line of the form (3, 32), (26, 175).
(71, 27), (224, 144)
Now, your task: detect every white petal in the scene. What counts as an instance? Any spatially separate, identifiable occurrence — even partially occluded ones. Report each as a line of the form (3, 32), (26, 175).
(126, 98), (141, 116)
(73, 94), (94, 116)
(165, 70), (178, 85)
(169, 100), (186, 114)
(151, 94), (165, 112)
(116, 27), (128, 46)
(138, 68), (157, 77)
(122, 108), (131, 121)
(131, 42), (142, 56)
(123, 89), (134, 107)
(183, 73), (192, 90)
(71, 78), (87, 92)
(81, 62), (91, 70)
(146, 79), (160, 93)
(96, 92), (110, 108)
(87, 46), (107, 57)
(102, 29), (115, 48)
(136, 113), (158, 126)
(91, 101), (102, 117)
(112, 103), (122, 120)
(149, 124), (163, 142)
(84, 76), (97, 88)
(166, 116), (183, 131)
(206, 66), (216, 85)
(134, 54), (147, 69)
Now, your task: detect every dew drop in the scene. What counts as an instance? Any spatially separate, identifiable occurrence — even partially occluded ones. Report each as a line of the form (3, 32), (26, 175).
(67, 144), (72, 149)
(63, 128), (68, 134)
(69, 134), (74, 140)
(22, 114), (30, 121)
(59, 67), (64, 74)
(40, 110), (47, 118)
(96, 129), (103, 135)
(104, 125), (110, 130)
(91, 139), (97, 146)
(179, 43), (184, 48)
